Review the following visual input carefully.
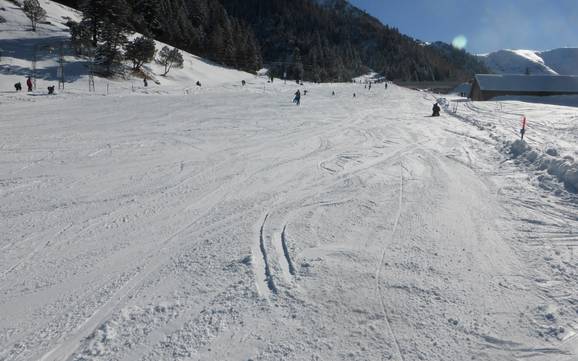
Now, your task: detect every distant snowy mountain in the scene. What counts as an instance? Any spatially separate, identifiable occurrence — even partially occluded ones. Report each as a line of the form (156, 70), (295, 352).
(479, 48), (578, 75)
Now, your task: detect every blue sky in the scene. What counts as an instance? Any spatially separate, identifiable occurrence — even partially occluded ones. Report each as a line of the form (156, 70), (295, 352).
(348, 0), (578, 54)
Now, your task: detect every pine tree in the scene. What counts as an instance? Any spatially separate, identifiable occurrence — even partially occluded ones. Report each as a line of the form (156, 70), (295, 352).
(126, 0), (161, 36)
(22, 0), (47, 31)
(68, 20), (93, 55)
(80, 0), (132, 74)
(96, 20), (128, 74)
(125, 37), (156, 70)
(291, 47), (304, 81)
(80, 0), (132, 46)
(80, 0), (107, 46)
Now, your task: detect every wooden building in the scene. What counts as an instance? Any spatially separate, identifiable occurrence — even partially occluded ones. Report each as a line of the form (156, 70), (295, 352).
(469, 74), (578, 101)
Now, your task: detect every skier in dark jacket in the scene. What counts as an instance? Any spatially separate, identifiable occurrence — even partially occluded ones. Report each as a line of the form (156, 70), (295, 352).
(26, 77), (33, 92)
(14, 82), (22, 92)
(293, 90), (301, 105)
(432, 103), (441, 117)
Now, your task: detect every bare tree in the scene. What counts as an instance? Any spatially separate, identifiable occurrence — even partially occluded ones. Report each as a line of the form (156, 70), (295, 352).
(22, 0), (47, 31)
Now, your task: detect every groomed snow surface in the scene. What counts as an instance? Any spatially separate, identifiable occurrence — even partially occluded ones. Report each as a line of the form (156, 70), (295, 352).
(1, 81), (578, 361)
(2, 1), (578, 361)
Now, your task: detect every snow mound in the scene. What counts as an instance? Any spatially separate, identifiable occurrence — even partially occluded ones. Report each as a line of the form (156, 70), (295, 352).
(508, 140), (578, 192)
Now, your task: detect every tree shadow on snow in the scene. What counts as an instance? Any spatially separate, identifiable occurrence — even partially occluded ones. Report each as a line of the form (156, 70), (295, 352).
(0, 61), (87, 82)
(0, 36), (71, 62)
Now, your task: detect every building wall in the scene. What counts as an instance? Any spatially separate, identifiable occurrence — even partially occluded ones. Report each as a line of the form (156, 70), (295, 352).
(472, 90), (578, 101)
(471, 88), (578, 101)
(469, 80), (483, 100)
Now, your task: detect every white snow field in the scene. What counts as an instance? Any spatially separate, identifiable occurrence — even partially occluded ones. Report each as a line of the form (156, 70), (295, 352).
(2, 1), (578, 361)
(1, 80), (577, 361)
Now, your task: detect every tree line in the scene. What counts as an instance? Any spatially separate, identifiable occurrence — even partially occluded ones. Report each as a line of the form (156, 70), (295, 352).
(54, 0), (486, 81)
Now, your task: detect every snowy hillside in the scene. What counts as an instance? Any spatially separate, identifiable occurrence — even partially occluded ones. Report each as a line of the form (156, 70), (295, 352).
(0, 0), (251, 95)
(480, 48), (578, 75)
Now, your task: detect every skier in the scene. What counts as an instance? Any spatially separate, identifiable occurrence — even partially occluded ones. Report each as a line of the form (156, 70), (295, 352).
(293, 90), (301, 106)
(143, 77), (148, 87)
(368, 83), (372, 91)
(332, 91), (335, 96)
(14, 82), (22, 92)
(47, 85), (55, 95)
(242, 80), (246, 86)
(26, 76), (33, 92)
(385, 82), (388, 90)
(353, 93), (356, 98)
(196, 81), (202, 87)
(432, 102), (441, 117)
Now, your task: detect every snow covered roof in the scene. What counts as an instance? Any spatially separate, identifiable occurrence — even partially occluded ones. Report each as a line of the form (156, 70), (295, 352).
(475, 74), (578, 93)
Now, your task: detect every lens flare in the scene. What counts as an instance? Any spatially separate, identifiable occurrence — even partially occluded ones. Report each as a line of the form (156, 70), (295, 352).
(452, 35), (468, 50)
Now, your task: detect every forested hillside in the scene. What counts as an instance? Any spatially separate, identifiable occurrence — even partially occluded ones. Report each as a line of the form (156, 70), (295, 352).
(54, 0), (487, 81)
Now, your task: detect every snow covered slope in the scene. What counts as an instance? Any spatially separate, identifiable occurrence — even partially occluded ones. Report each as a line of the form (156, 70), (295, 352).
(0, 0), (251, 94)
(2, 79), (578, 361)
(480, 48), (578, 75)
(2, 1), (578, 361)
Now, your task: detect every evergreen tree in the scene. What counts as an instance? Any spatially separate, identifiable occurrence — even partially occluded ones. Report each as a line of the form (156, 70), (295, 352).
(96, 20), (128, 74)
(80, 0), (132, 46)
(126, 0), (161, 36)
(291, 47), (304, 81)
(125, 36), (156, 70)
(68, 20), (93, 55)
(80, 0), (132, 74)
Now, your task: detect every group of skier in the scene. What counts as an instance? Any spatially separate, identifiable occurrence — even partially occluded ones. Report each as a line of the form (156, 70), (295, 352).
(14, 76), (33, 92)
(14, 76), (57, 95)
(292, 80), (393, 106)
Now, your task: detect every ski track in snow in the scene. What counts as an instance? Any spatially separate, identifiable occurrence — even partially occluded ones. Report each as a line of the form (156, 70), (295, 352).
(0, 78), (577, 360)
(375, 162), (406, 361)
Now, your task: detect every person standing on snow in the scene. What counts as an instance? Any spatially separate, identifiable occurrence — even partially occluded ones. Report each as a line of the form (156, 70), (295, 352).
(432, 103), (441, 116)
(293, 90), (301, 106)
(26, 76), (33, 92)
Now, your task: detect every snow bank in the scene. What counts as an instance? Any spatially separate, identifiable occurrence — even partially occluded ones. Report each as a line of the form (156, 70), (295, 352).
(508, 140), (578, 192)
